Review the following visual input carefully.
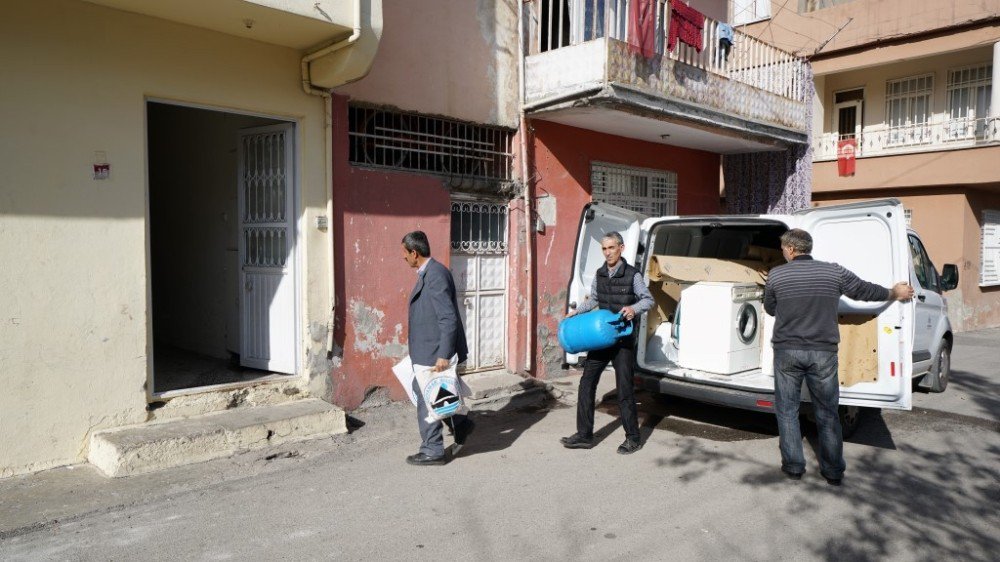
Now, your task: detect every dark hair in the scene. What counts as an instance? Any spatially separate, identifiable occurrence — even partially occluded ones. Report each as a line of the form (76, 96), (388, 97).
(401, 231), (431, 257)
(780, 228), (813, 254)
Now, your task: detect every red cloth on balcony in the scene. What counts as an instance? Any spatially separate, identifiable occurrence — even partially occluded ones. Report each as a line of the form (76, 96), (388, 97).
(627, 0), (657, 58)
(668, 1), (705, 53)
(837, 138), (857, 176)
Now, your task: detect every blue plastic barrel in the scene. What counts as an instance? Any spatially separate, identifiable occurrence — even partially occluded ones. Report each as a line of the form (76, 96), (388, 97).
(558, 309), (634, 354)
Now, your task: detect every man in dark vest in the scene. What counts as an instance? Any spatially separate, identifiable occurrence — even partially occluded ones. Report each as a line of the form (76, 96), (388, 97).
(561, 231), (654, 454)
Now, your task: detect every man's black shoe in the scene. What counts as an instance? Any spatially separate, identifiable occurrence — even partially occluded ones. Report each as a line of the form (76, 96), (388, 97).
(825, 476), (843, 486)
(782, 469), (804, 481)
(560, 434), (594, 449)
(617, 439), (643, 455)
(405, 453), (448, 466)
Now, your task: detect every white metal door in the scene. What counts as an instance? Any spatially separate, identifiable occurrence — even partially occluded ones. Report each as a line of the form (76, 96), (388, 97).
(792, 199), (912, 410)
(238, 124), (296, 374)
(450, 201), (508, 373)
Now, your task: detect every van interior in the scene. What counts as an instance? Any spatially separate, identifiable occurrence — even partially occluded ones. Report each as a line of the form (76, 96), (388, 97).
(637, 220), (880, 393)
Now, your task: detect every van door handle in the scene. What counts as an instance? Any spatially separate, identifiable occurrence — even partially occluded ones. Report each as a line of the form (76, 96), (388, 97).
(917, 294), (926, 302)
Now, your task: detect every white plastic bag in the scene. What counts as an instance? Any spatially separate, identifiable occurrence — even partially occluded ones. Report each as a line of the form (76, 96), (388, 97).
(414, 357), (470, 423)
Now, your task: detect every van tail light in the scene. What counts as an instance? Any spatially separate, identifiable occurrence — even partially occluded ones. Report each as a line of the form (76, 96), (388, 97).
(890, 362), (896, 377)
(756, 399), (773, 409)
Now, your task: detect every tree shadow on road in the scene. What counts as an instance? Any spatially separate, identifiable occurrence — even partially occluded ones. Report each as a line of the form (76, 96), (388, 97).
(653, 418), (1000, 561)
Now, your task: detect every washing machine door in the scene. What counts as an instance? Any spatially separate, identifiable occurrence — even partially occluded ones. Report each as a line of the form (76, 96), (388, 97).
(735, 302), (759, 345)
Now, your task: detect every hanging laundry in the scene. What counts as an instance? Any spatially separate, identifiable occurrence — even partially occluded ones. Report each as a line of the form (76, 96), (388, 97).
(627, 0), (657, 59)
(718, 23), (734, 63)
(668, 1), (706, 53)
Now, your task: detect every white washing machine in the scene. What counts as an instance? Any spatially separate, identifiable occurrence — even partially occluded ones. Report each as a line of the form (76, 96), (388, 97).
(676, 282), (763, 375)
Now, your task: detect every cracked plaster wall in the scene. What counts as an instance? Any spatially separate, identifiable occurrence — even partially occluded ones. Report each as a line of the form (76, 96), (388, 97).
(329, 95), (457, 407)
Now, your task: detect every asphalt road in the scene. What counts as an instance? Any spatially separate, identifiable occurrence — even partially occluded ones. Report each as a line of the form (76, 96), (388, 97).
(1, 330), (997, 561)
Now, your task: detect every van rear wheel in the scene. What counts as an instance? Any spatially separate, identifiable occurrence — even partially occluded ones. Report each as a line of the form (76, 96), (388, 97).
(838, 406), (861, 439)
(803, 405), (862, 439)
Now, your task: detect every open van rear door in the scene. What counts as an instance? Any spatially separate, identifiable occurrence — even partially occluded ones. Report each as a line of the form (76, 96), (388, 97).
(566, 202), (646, 365)
(792, 199), (913, 410)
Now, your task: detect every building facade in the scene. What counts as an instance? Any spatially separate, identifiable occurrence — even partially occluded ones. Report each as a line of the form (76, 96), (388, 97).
(518, 0), (812, 376)
(0, 0), (379, 477)
(742, 0), (1000, 331)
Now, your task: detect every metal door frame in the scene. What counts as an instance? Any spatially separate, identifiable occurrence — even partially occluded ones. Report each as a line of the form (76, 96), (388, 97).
(143, 98), (302, 400)
(450, 196), (511, 373)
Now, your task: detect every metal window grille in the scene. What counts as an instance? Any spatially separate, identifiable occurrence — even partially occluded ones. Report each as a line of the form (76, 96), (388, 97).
(947, 63), (992, 139)
(591, 162), (677, 217)
(885, 75), (934, 146)
(982, 209), (1000, 287)
(348, 105), (514, 181)
(451, 201), (508, 254)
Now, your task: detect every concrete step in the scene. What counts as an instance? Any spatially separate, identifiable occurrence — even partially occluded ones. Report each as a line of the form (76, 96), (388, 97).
(462, 371), (554, 411)
(88, 399), (346, 477)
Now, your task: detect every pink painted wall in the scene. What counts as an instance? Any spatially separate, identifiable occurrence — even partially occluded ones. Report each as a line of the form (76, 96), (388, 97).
(330, 95), (455, 408)
(527, 120), (722, 378)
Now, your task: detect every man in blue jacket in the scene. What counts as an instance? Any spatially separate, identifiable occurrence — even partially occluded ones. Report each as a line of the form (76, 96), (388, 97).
(764, 228), (912, 485)
(401, 231), (474, 466)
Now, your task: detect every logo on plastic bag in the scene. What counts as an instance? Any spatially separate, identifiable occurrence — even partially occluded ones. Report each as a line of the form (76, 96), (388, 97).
(423, 376), (462, 417)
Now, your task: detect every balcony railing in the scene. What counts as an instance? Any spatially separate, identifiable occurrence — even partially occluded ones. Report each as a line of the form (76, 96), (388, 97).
(813, 116), (1000, 160)
(530, 0), (806, 102)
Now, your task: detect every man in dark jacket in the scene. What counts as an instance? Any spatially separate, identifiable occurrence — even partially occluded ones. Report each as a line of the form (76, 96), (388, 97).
(764, 228), (913, 485)
(401, 231), (473, 466)
(561, 231), (654, 454)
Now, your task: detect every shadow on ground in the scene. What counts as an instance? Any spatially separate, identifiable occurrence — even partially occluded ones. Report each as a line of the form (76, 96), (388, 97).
(652, 414), (1000, 561)
(446, 393), (568, 458)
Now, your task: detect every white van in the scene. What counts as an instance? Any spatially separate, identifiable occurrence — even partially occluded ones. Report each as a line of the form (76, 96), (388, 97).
(567, 199), (958, 434)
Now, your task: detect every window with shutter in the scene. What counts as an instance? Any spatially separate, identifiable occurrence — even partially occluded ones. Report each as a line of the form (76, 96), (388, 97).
(981, 210), (1000, 287)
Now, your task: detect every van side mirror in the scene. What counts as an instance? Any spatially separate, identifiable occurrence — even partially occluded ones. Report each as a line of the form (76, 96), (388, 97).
(941, 264), (959, 291)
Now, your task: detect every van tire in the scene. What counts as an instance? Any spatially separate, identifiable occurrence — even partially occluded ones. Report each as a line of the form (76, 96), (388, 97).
(925, 339), (951, 393)
(838, 406), (861, 439)
(803, 406), (862, 439)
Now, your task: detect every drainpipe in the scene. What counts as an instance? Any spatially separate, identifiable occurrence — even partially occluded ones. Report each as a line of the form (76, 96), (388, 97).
(518, 0), (534, 374)
(300, 0), (362, 356)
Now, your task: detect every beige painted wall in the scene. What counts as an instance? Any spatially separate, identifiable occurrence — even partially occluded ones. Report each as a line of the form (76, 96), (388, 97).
(813, 146), (1000, 192)
(335, 0), (520, 128)
(744, 0), (1000, 57)
(0, 0), (330, 477)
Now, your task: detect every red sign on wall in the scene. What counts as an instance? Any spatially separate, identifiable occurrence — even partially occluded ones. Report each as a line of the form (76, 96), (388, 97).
(837, 139), (857, 177)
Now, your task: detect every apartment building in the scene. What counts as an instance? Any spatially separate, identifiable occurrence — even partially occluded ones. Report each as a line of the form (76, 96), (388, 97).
(742, 0), (1000, 331)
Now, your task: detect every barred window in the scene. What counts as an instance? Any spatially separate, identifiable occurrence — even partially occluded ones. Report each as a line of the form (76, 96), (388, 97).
(947, 63), (992, 140)
(348, 105), (514, 181)
(591, 162), (677, 217)
(885, 75), (933, 146)
(450, 201), (508, 254)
